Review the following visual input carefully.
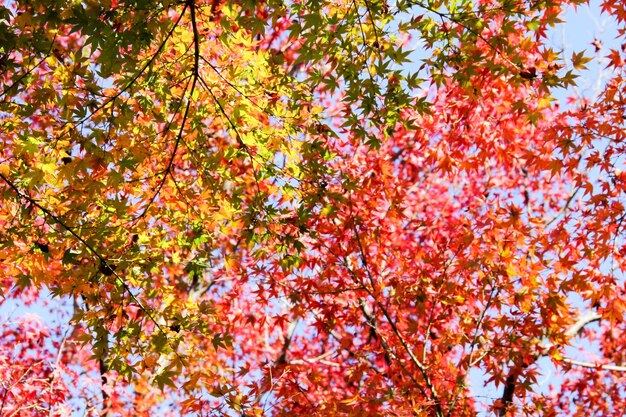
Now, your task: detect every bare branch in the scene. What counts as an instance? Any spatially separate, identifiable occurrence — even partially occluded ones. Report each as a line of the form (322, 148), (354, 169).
(566, 312), (601, 337)
(48, 335), (68, 417)
(561, 358), (626, 372)
(277, 320), (298, 364)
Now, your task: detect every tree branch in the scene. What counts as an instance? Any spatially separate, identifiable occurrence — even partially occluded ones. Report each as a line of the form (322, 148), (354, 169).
(565, 312), (601, 337)
(498, 371), (518, 417)
(495, 311), (603, 414)
(277, 320), (298, 364)
(349, 218), (444, 417)
(0, 172), (181, 375)
(561, 358), (626, 372)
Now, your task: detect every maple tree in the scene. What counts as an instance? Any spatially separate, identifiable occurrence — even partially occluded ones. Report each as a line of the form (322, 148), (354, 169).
(1, 0), (626, 415)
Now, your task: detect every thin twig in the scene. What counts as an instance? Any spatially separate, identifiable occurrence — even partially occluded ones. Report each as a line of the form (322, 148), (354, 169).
(0, 34), (58, 100)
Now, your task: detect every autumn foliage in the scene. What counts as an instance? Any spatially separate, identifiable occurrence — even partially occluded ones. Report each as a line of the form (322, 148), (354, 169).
(1, 0), (625, 415)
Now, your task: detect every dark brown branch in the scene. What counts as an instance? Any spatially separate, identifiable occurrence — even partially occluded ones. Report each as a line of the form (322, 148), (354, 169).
(134, 0), (202, 222)
(349, 216), (444, 417)
(277, 321), (298, 365)
(496, 311), (603, 414)
(0, 173), (166, 335)
(133, 73), (195, 222)
(498, 371), (518, 417)
(359, 298), (393, 366)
